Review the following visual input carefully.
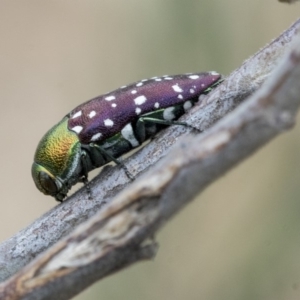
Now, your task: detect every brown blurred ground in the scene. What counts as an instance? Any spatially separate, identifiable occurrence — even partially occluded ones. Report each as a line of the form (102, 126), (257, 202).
(0, 1), (299, 300)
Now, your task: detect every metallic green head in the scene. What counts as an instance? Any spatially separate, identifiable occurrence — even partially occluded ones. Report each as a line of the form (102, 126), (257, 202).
(32, 117), (82, 201)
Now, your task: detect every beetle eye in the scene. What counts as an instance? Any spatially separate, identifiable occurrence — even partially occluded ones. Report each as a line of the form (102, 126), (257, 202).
(38, 171), (58, 194)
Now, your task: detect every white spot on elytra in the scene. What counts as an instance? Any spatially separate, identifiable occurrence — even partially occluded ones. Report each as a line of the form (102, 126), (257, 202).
(111, 103), (117, 108)
(164, 77), (173, 80)
(72, 110), (82, 119)
(172, 84), (183, 93)
(184, 101), (192, 111)
(154, 102), (160, 108)
(134, 95), (147, 105)
(104, 119), (114, 127)
(178, 94), (183, 99)
(155, 78), (162, 81)
(131, 90), (137, 94)
(163, 107), (175, 120)
(151, 76), (158, 79)
(201, 83), (205, 87)
(141, 79), (148, 82)
(121, 85), (127, 89)
(90, 132), (102, 142)
(88, 111), (96, 118)
(210, 71), (219, 75)
(105, 95), (116, 101)
(72, 126), (83, 134)
(136, 82), (143, 87)
(135, 107), (142, 115)
(189, 75), (199, 80)
(121, 123), (139, 147)
(190, 88), (195, 94)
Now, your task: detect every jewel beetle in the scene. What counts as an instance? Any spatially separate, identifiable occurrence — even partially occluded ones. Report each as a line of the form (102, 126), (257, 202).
(32, 72), (222, 201)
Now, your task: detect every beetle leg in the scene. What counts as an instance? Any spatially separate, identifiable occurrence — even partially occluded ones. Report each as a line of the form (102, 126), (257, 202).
(90, 143), (134, 181)
(139, 117), (187, 126)
(80, 152), (92, 199)
(143, 117), (203, 133)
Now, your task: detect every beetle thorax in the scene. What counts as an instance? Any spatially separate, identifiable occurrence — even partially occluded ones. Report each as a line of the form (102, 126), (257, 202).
(33, 117), (82, 189)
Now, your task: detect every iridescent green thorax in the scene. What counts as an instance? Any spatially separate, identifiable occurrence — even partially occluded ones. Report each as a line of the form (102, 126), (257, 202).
(34, 117), (81, 177)
(32, 117), (82, 198)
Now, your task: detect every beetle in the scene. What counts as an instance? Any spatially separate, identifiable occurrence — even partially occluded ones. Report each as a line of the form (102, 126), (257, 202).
(32, 72), (222, 201)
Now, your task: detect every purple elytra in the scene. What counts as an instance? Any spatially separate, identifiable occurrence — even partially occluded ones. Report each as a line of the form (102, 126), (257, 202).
(68, 72), (221, 144)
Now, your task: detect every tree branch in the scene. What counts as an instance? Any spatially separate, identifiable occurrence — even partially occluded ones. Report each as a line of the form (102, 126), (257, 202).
(0, 17), (299, 300)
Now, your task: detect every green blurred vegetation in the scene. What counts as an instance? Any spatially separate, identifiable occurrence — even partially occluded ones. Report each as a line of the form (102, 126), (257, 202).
(0, 1), (299, 299)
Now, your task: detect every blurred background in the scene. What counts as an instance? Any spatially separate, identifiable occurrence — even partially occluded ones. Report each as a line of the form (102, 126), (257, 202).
(0, 1), (299, 299)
